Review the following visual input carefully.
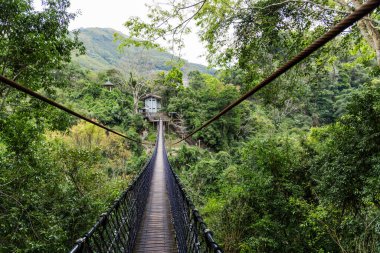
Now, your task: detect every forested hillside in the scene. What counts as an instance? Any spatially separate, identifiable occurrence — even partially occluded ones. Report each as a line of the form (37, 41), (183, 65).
(1, 0), (380, 253)
(73, 27), (214, 76)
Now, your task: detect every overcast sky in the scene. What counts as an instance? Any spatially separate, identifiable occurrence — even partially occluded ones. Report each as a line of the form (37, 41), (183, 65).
(34, 0), (208, 65)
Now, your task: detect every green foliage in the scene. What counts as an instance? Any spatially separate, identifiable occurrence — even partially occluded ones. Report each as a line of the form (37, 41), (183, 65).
(2, 1), (380, 252)
(310, 81), (380, 212)
(188, 70), (206, 90)
(0, 114), (142, 251)
(173, 81), (380, 252)
(0, 3), (149, 251)
(0, 0), (84, 89)
(73, 28), (214, 76)
(120, 0), (377, 118)
(158, 67), (184, 105)
(168, 73), (244, 149)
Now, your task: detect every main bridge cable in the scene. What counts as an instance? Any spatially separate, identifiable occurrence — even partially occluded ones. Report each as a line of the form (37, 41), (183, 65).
(174, 0), (380, 145)
(0, 75), (153, 145)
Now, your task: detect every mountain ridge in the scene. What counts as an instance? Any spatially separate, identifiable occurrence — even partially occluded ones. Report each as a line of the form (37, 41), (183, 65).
(73, 27), (214, 77)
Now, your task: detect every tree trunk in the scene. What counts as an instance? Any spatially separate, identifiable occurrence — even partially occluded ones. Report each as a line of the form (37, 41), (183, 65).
(337, 0), (380, 66)
(0, 87), (10, 111)
(133, 91), (139, 115)
(362, 17), (380, 67)
(352, 0), (380, 66)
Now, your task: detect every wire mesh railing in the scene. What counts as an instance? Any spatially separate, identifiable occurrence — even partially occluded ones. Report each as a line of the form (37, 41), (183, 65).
(69, 141), (158, 253)
(162, 134), (223, 253)
(69, 121), (222, 253)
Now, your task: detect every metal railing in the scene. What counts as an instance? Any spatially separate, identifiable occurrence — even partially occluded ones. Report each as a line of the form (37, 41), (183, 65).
(69, 140), (158, 253)
(162, 134), (223, 253)
(69, 122), (222, 253)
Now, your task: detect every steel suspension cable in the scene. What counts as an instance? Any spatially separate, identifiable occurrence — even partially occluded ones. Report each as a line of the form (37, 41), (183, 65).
(174, 0), (380, 144)
(0, 75), (152, 145)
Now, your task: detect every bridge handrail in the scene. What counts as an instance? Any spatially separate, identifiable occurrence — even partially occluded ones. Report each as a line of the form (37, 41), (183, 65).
(169, 169), (223, 253)
(69, 138), (158, 253)
(163, 140), (223, 252)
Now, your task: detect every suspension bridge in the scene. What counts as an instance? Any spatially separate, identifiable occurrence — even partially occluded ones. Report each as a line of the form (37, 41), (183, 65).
(69, 120), (222, 253)
(1, 1), (379, 252)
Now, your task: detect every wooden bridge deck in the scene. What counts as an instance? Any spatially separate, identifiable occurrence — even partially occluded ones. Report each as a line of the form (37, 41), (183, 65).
(133, 121), (177, 253)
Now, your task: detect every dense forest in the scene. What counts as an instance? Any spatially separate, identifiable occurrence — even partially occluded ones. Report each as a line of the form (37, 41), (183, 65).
(1, 0), (380, 252)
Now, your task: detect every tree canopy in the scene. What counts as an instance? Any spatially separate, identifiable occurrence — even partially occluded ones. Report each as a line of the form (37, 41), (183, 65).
(1, 0), (380, 252)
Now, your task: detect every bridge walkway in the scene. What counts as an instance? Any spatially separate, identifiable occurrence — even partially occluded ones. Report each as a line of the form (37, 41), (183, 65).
(133, 121), (178, 252)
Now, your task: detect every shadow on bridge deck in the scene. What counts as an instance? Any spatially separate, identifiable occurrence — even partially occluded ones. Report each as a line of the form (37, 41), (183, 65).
(133, 120), (178, 253)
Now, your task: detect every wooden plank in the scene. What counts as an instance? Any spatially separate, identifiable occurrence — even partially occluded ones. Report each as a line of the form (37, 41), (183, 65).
(133, 121), (178, 253)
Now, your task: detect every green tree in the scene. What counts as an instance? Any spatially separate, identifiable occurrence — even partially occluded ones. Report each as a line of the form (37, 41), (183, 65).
(154, 67), (184, 107)
(121, 0), (379, 67)
(188, 70), (206, 90)
(310, 80), (380, 212)
(168, 73), (244, 149)
(121, 0), (378, 126)
(0, 0), (84, 94)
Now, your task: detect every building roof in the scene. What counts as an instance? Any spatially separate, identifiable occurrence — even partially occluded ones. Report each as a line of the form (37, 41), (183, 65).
(103, 80), (114, 86)
(142, 93), (162, 100)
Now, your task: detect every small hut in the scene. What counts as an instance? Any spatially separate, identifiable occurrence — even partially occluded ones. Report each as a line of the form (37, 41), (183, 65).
(142, 94), (162, 113)
(103, 80), (114, 91)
